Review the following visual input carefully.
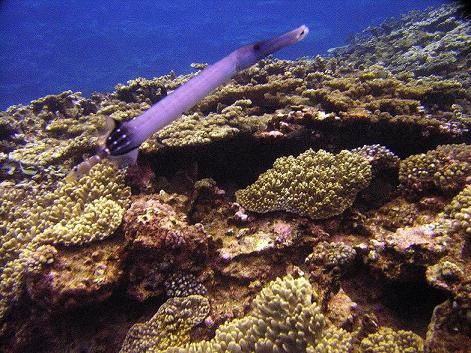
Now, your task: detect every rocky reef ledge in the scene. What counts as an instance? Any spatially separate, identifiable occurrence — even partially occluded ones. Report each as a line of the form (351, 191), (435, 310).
(0, 3), (470, 353)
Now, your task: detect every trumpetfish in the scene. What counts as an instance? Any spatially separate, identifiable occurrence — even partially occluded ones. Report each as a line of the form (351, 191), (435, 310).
(67, 25), (309, 180)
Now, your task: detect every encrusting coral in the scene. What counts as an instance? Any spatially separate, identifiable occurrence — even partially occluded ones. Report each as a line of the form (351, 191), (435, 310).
(164, 272), (208, 298)
(0, 161), (130, 323)
(305, 241), (356, 271)
(236, 149), (372, 219)
(123, 195), (209, 301)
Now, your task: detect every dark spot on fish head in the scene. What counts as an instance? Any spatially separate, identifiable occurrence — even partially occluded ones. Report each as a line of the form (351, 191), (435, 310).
(253, 43), (261, 51)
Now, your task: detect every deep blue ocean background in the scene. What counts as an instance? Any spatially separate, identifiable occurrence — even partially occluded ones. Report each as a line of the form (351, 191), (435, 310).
(0, 0), (450, 110)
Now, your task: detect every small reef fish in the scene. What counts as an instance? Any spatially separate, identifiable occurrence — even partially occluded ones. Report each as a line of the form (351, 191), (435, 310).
(67, 25), (309, 181)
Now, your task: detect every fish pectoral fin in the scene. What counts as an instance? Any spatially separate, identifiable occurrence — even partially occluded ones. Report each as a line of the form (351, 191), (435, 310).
(108, 148), (139, 168)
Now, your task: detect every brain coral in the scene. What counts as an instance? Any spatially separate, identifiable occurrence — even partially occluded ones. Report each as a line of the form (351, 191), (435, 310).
(121, 275), (352, 353)
(0, 161), (130, 322)
(236, 149), (372, 219)
(399, 144), (470, 195)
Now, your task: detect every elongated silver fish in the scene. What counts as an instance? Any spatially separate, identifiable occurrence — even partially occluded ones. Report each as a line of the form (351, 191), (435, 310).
(67, 25), (309, 181)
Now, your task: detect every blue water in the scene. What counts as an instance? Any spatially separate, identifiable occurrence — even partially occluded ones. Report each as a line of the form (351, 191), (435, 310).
(0, 0), (449, 110)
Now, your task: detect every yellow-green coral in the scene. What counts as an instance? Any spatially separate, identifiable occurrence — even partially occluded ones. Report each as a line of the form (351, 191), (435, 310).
(8, 136), (94, 167)
(154, 100), (271, 148)
(120, 275), (352, 353)
(120, 295), (210, 353)
(0, 161), (130, 322)
(399, 144), (471, 194)
(442, 184), (471, 235)
(306, 326), (352, 353)
(304, 89), (356, 113)
(165, 275), (350, 353)
(236, 149), (372, 219)
(360, 327), (424, 353)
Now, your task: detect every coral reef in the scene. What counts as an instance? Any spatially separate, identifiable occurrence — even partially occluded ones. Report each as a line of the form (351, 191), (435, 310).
(331, 4), (471, 84)
(121, 275), (428, 353)
(236, 149), (371, 219)
(0, 3), (470, 353)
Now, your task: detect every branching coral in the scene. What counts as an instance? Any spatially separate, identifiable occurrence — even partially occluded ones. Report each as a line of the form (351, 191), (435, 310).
(236, 149), (371, 219)
(399, 144), (471, 194)
(8, 136), (95, 168)
(2, 91), (110, 179)
(0, 161), (130, 322)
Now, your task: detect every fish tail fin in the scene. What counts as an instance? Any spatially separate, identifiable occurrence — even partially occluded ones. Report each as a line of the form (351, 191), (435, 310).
(65, 149), (109, 183)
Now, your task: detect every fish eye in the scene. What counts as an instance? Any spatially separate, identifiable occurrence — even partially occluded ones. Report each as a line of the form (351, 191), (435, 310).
(253, 43), (261, 51)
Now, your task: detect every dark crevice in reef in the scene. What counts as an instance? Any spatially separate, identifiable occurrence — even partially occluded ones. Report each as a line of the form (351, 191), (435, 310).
(342, 266), (448, 336)
(144, 119), (467, 188)
(3, 287), (164, 353)
(380, 278), (447, 334)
